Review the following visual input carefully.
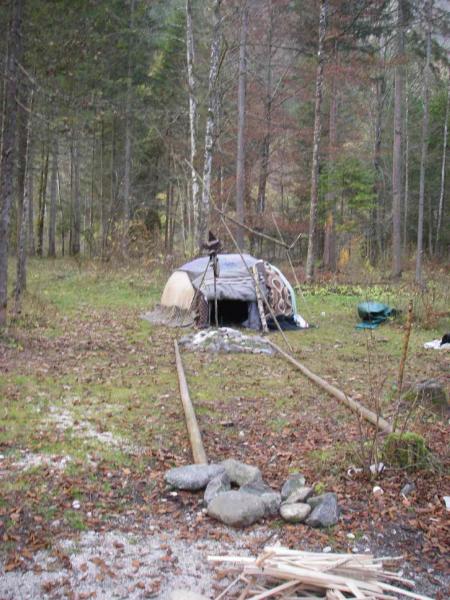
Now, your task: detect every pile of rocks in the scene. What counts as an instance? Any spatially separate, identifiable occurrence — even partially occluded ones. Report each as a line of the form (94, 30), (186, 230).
(164, 460), (339, 528)
(178, 328), (274, 355)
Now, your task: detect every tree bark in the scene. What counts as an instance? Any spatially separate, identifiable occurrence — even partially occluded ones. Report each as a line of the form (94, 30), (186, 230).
(198, 0), (222, 249)
(57, 167), (65, 256)
(100, 118), (107, 257)
(435, 80), (449, 254)
(14, 89), (33, 314)
(235, 2), (249, 250)
(71, 135), (81, 255)
(16, 84), (29, 245)
(0, 0), (24, 327)
(391, 0), (405, 278)
(186, 0), (200, 248)
(372, 72), (386, 264)
(403, 73), (409, 253)
(305, 0), (328, 282)
(27, 133), (35, 256)
(415, 0), (432, 285)
(323, 41), (338, 272)
(123, 0), (135, 247)
(256, 0), (274, 218)
(36, 143), (49, 257)
(48, 138), (58, 257)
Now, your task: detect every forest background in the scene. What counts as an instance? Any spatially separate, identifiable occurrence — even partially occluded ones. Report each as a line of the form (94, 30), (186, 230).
(0, 0), (449, 328)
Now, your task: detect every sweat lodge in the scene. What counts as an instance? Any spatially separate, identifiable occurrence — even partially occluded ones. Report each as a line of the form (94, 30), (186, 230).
(146, 253), (309, 330)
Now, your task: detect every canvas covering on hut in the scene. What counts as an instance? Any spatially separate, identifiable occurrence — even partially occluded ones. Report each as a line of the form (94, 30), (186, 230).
(144, 253), (308, 331)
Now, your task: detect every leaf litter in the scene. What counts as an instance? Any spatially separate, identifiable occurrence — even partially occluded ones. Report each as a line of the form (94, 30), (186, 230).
(0, 268), (449, 599)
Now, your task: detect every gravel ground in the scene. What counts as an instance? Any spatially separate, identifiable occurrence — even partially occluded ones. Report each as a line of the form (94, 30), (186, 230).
(0, 525), (270, 600)
(1, 522), (448, 600)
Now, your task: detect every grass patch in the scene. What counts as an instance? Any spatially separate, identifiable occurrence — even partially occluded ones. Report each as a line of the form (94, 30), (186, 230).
(64, 510), (87, 532)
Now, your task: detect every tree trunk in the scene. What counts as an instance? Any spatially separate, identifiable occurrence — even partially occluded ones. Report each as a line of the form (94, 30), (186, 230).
(27, 134), (35, 256)
(0, 0), (24, 327)
(323, 41), (338, 271)
(71, 135), (81, 255)
(165, 153), (172, 252)
(305, 0), (328, 282)
(198, 0), (222, 249)
(372, 72), (386, 264)
(14, 89), (33, 314)
(235, 2), (249, 250)
(415, 0), (432, 285)
(16, 85), (29, 246)
(123, 0), (135, 248)
(100, 118), (107, 257)
(57, 167), (65, 256)
(36, 144), (49, 257)
(48, 138), (58, 257)
(435, 79), (449, 254)
(391, 0), (405, 278)
(403, 74), (409, 253)
(256, 0), (274, 218)
(186, 0), (200, 248)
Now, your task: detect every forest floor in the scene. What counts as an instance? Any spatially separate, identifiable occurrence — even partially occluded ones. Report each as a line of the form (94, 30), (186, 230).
(0, 258), (449, 600)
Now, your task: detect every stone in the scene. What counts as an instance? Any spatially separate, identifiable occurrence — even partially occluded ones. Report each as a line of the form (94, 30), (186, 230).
(280, 502), (311, 523)
(281, 473), (306, 500)
(240, 480), (281, 516)
(400, 482), (416, 497)
(306, 493), (339, 528)
(170, 591), (209, 600)
(165, 463), (225, 491)
(284, 486), (313, 504)
(414, 380), (449, 415)
(221, 459), (262, 486)
(208, 490), (266, 527)
(204, 471), (231, 505)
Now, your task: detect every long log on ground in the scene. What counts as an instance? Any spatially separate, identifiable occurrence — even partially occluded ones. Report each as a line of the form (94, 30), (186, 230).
(267, 340), (393, 434)
(174, 340), (208, 464)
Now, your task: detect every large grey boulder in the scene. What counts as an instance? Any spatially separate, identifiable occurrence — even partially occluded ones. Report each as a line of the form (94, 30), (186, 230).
(221, 459), (262, 486)
(204, 471), (231, 505)
(284, 486), (314, 504)
(281, 473), (306, 500)
(240, 480), (281, 516)
(165, 464), (225, 491)
(306, 493), (339, 528)
(208, 490), (266, 527)
(280, 502), (311, 523)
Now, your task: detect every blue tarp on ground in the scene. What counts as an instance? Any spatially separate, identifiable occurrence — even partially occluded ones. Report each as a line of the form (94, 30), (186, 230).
(356, 301), (396, 329)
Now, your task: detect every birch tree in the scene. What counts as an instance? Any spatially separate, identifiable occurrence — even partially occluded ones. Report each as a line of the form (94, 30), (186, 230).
(391, 0), (406, 278)
(435, 80), (449, 253)
(415, 0), (432, 285)
(198, 0), (222, 249)
(186, 0), (200, 248)
(235, 2), (249, 249)
(305, 0), (328, 282)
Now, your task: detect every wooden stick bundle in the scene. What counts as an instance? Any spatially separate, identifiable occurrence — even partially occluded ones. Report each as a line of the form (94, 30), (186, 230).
(209, 546), (433, 600)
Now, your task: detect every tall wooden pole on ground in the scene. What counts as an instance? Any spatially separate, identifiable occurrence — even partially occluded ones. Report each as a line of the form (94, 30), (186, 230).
(268, 340), (393, 434)
(174, 340), (207, 464)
